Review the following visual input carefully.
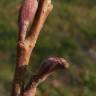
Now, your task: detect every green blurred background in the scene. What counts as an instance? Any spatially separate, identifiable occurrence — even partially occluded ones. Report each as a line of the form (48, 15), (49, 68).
(0, 0), (96, 96)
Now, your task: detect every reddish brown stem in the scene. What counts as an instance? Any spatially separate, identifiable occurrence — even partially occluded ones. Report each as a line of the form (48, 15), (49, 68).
(11, 0), (53, 96)
(23, 57), (69, 96)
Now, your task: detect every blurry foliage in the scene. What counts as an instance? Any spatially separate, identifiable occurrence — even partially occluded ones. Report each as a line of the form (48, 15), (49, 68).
(0, 0), (96, 96)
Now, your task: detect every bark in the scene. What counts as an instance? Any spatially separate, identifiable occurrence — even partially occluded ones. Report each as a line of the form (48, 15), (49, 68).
(11, 0), (69, 96)
(23, 57), (69, 96)
(11, 0), (53, 96)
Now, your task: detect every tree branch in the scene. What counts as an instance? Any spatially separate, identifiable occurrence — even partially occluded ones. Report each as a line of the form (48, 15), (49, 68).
(23, 57), (69, 96)
(11, 0), (53, 96)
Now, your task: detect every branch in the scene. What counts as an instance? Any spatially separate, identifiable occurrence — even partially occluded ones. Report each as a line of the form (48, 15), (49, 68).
(23, 57), (69, 96)
(11, 0), (53, 96)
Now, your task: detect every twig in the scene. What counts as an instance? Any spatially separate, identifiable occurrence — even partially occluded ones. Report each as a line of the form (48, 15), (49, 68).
(11, 0), (53, 96)
(23, 57), (69, 96)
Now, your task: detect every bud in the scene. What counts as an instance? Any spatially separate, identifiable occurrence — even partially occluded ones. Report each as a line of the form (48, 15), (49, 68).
(18, 0), (38, 41)
(37, 57), (69, 81)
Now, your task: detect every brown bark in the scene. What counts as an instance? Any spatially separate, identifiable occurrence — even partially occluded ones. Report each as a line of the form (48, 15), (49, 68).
(23, 57), (69, 96)
(11, 0), (53, 96)
(11, 0), (69, 96)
